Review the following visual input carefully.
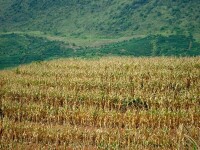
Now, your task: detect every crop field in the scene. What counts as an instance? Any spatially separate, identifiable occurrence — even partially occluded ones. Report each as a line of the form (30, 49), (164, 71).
(0, 57), (200, 149)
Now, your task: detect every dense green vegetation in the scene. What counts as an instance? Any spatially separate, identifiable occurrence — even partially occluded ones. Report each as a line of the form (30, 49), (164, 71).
(1, 0), (200, 37)
(99, 35), (200, 56)
(0, 34), (74, 69)
(0, 0), (200, 69)
(1, 33), (199, 69)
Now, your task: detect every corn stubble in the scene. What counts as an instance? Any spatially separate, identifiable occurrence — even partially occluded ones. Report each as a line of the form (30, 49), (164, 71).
(0, 57), (199, 149)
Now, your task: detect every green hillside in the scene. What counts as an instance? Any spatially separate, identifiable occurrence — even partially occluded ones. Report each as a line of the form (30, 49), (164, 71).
(1, 0), (200, 37)
(1, 33), (199, 69)
(0, 0), (200, 69)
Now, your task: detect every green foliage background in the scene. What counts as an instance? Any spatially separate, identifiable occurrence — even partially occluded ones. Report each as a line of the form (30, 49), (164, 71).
(1, 33), (199, 69)
(0, 0), (200, 69)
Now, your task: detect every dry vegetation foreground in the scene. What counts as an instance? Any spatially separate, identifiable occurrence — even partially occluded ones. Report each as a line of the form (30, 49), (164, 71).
(0, 57), (200, 149)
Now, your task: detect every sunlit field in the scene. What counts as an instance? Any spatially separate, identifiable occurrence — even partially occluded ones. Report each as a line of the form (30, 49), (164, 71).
(0, 57), (200, 149)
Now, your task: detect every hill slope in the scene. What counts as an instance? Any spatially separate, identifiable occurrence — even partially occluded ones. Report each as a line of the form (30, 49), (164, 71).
(0, 0), (200, 69)
(1, 0), (200, 38)
(1, 33), (199, 69)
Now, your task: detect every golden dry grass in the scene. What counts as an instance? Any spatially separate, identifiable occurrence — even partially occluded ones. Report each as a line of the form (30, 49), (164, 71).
(0, 57), (200, 149)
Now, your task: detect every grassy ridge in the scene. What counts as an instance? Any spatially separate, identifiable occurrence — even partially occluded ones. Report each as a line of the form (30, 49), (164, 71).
(0, 57), (200, 149)
(1, 33), (200, 69)
(99, 35), (200, 56)
(0, 33), (76, 69)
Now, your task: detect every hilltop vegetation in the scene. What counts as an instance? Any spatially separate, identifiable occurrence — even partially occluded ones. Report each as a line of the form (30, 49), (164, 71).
(0, 0), (200, 68)
(1, 0), (200, 37)
(0, 57), (200, 149)
(0, 33), (74, 69)
(1, 33), (200, 69)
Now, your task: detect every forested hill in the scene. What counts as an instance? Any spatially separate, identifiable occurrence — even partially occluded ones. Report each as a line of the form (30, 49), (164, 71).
(0, 0), (200, 69)
(1, 0), (200, 37)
